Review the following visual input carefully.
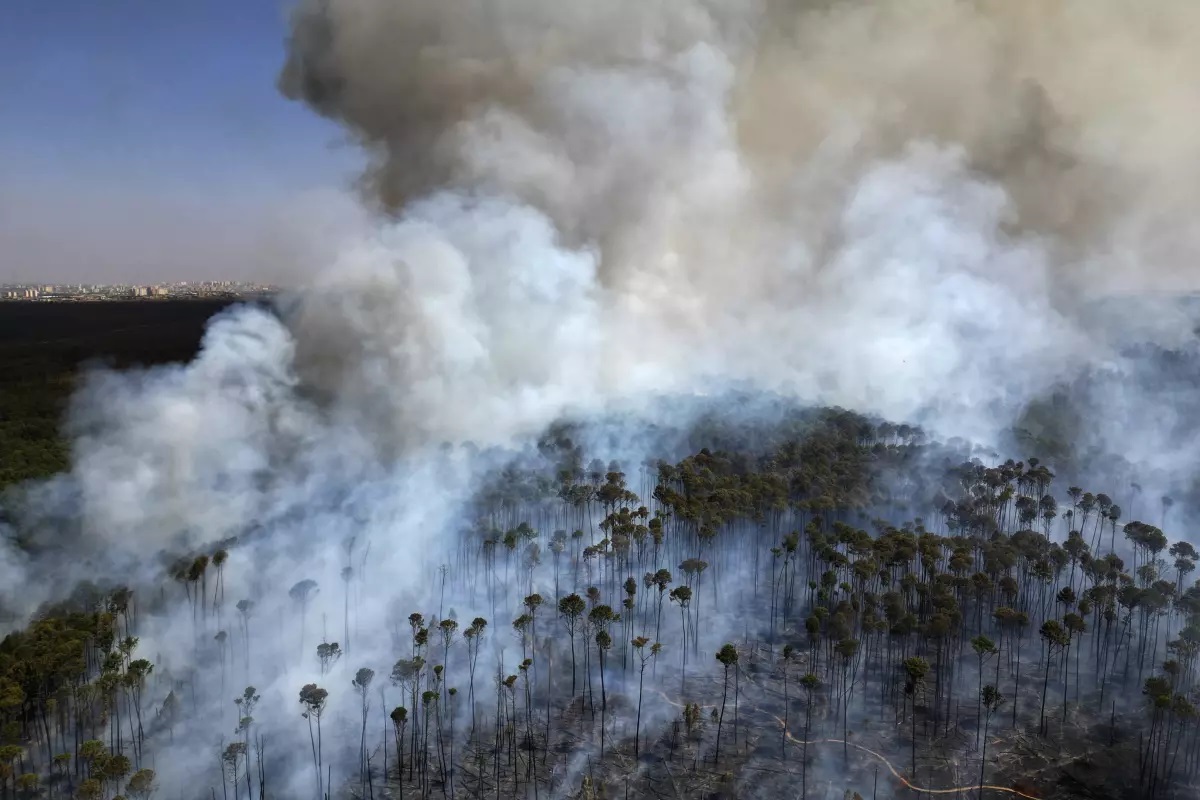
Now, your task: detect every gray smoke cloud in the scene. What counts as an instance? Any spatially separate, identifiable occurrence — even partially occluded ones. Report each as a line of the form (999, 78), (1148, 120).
(5, 0), (1200, 796)
(273, 0), (1200, 451)
(279, 0), (1200, 286)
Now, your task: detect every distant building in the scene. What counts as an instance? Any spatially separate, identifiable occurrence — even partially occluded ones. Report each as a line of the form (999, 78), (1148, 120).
(0, 281), (281, 301)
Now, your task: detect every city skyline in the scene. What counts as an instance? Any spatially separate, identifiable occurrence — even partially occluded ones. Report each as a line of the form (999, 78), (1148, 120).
(0, 1), (362, 284)
(0, 279), (280, 301)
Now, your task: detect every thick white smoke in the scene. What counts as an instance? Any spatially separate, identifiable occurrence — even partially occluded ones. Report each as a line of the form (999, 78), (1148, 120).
(5, 0), (1200, 796)
(271, 0), (1200, 455)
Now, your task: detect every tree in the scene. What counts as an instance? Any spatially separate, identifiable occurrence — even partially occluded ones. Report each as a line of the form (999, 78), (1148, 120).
(236, 599), (255, 672)
(16, 772), (37, 797)
(1062, 612), (1086, 722)
(299, 683), (328, 798)
(669, 586), (693, 690)
(160, 691), (180, 742)
(646, 568), (672, 642)
(390, 707), (408, 798)
(389, 656), (424, 783)
(595, 629), (613, 757)
(511, 613), (532, 661)
(105, 752), (132, 795)
(420, 689), (439, 795)
(558, 594), (586, 697)
(979, 685), (1005, 798)
(80, 739), (107, 781)
(631, 636), (661, 758)
(223, 742), (248, 800)
(212, 548), (228, 614)
(970, 635), (997, 747)
(127, 768), (157, 800)
(714, 643), (739, 763)
(994, 607), (1029, 728)
(77, 778), (104, 800)
(438, 618), (459, 684)
(234, 687), (259, 800)
(352, 668), (374, 796)
(904, 657), (929, 780)
(1038, 620), (1070, 736)
(316, 641), (342, 675)
(834, 638), (859, 761)
(0, 759), (15, 800)
(188, 555), (210, 622)
(125, 658), (153, 758)
(463, 616), (487, 730)
(522, 593), (542, 644)
(588, 604), (619, 712)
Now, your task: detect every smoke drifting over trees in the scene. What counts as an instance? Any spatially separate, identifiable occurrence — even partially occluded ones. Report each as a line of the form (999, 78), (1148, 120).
(3, 0), (1200, 798)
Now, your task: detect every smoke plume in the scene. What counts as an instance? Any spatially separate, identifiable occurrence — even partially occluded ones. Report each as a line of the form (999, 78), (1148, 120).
(274, 0), (1200, 449)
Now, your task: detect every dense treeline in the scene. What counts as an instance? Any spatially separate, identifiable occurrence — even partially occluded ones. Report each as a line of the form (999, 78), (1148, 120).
(0, 301), (234, 490)
(4, 405), (1200, 799)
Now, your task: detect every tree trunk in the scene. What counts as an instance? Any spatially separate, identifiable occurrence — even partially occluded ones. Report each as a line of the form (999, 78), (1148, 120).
(635, 666), (645, 758)
(1039, 645), (1052, 737)
(715, 667), (728, 764)
(979, 712), (990, 800)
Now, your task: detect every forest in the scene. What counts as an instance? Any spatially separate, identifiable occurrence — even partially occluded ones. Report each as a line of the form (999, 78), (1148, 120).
(0, 301), (235, 491)
(2, 306), (1199, 800)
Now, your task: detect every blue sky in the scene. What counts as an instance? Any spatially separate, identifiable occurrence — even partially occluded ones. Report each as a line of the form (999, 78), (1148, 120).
(0, 0), (364, 282)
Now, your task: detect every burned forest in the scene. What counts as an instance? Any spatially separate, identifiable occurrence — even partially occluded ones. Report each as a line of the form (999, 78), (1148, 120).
(7, 0), (1200, 798)
(4, 398), (1200, 799)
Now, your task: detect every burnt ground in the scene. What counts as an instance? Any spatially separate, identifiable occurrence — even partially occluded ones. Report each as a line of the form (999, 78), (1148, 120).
(337, 637), (1189, 800)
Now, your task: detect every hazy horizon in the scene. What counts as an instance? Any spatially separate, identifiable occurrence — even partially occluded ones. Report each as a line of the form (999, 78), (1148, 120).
(0, 0), (364, 285)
